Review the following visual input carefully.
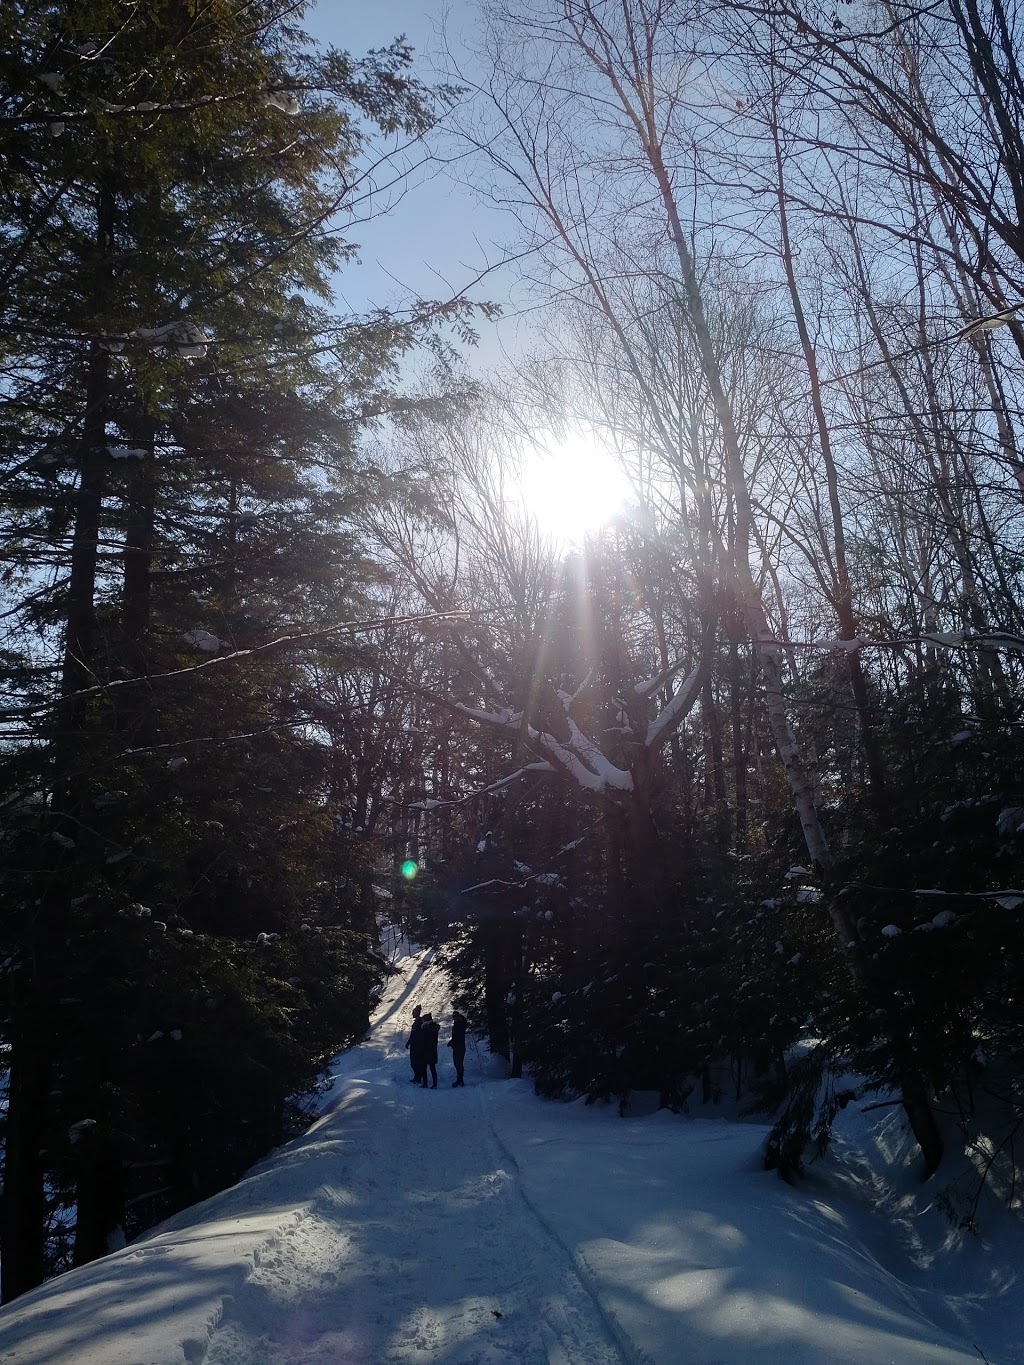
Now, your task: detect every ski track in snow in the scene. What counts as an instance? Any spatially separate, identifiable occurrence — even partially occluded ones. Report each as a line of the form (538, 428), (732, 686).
(192, 944), (630, 1365)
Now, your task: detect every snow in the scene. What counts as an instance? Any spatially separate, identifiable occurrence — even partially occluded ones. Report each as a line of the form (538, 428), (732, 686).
(644, 662), (702, 748)
(264, 90), (301, 115)
(996, 806), (1024, 837)
(959, 312), (1016, 335)
(453, 701), (630, 795)
(532, 872), (561, 887)
(755, 633), (784, 657)
(633, 652), (693, 700)
(633, 672), (661, 696)
(181, 628), (228, 653)
(802, 637), (865, 652)
(0, 937), (1019, 1364)
(136, 322), (209, 359)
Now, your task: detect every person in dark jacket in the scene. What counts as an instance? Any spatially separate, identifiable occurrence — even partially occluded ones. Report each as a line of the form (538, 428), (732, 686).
(448, 1010), (467, 1087)
(420, 1012), (441, 1088)
(405, 1005), (423, 1083)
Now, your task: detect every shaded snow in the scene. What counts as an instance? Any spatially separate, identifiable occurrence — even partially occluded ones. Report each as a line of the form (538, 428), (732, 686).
(0, 935), (1019, 1363)
(181, 629), (227, 653)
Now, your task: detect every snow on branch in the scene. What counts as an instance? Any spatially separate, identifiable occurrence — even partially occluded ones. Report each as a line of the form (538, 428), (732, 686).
(450, 701), (634, 795)
(633, 653), (696, 699)
(557, 668), (596, 708)
(407, 762), (554, 812)
(451, 703), (522, 731)
(645, 662), (704, 749)
(460, 868), (564, 896)
(564, 718), (633, 790)
(135, 321), (209, 359)
(764, 631), (1024, 654)
(0, 611), (474, 721)
(912, 887), (1024, 909)
(533, 725), (632, 793)
(844, 881), (1024, 911)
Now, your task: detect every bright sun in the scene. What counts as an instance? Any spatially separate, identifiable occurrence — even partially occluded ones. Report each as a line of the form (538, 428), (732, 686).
(513, 429), (632, 546)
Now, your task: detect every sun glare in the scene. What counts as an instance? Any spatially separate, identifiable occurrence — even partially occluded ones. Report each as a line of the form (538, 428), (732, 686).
(513, 430), (632, 546)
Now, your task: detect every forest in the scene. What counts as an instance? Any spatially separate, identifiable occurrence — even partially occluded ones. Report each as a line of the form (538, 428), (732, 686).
(1, 0), (1023, 1305)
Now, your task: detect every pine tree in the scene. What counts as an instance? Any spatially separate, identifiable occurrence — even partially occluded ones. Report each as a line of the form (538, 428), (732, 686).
(0, 0), (465, 1296)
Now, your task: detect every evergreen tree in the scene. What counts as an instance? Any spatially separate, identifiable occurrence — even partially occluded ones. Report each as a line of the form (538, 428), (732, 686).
(0, 0), (467, 1296)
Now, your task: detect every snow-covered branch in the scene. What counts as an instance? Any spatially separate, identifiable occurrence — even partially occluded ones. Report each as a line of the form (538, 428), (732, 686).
(0, 611), (473, 721)
(449, 701), (634, 795)
(633, 652), (696, 699)
(760, 631), (1024, 655)
(564, 718), (633, 790)
(534, 728), (633, 793)
(843, 882), (1024, 911)
(407, 762), (554, 812)
(645, 662), (704, 749)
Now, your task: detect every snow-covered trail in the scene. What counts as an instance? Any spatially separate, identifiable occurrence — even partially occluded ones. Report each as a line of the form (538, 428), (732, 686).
(0, 933), (1009, 1365)
(0, 940), (629, 1365)
(193, 944), (628, 1365)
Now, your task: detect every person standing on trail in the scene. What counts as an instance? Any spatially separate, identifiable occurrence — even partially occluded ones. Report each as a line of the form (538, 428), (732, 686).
(448, 1010), (467, 1087)
(420, 1012), (441, 1088)
(405, 1005), (423, 1083)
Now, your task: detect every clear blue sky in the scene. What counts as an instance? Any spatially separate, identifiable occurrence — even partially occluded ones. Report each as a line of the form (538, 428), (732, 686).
(303, 1), (518, 361)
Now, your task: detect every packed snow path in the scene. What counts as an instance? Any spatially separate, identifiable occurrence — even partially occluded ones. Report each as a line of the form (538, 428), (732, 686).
(0, 943), (629, 1365)
(186, 945), (628, 1365)
(0, 934), (1014, 1364)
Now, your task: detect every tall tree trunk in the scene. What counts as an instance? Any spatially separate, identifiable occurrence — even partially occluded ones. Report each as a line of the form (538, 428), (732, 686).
(2, 186), (118, 1298)
(769, 108), (890, 817)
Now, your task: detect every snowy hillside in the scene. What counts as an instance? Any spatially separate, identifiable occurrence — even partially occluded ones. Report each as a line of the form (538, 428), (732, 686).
(0, 934), (1019, 1364)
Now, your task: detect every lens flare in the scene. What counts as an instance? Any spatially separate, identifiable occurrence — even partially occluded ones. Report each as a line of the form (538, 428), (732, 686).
(400, 859), (418, 880)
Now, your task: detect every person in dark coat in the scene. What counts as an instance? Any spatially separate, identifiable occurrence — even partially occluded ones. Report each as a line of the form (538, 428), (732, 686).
(448, 1010), (467, 1087)
(405, 1005), (423, 1083)
(420, 1012), (441, 1088)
